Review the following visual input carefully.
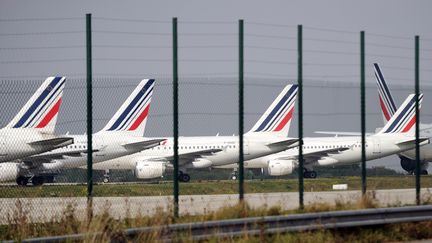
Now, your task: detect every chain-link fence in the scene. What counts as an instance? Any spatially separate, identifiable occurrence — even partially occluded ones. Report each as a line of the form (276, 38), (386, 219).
(1, 15), (432, 238)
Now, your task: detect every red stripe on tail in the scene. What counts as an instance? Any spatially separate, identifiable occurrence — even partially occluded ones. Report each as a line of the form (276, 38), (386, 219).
(36, 98), (62, 128)
(128, 104), (150, 131)
(379, 95), (391, 121)
(273, 107), (294, 132)
(402, 115), (416, 133)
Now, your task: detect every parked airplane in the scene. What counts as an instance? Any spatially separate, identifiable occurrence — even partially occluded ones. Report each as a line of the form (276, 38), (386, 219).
(375, 63), (432, 174)
(0, 76), (73, 163)
(92, 84), (300, 182)
(0, 79), (164, 185)
(216, 93), (429, 178)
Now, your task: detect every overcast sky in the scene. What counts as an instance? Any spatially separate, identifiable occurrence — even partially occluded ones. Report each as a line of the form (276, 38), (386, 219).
(1, 0), (432, 171)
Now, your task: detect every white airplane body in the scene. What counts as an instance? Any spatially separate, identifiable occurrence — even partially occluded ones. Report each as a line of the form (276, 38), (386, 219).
(91, 84), (300, 182)
(218, 134), (428, 176)
(216, 93), (428, 178)
(375, 63), (432, 174)
(0, 77), (73, 162)
(0, 79), (163, 185)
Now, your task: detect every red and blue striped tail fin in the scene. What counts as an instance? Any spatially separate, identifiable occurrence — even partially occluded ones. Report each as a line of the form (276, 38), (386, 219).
(98, 79), (155, 137)
(378, 93), (423, 134)
(374, 63), (397, 123)
(6, 76), (66, 133)
(247, 84), (298, 137)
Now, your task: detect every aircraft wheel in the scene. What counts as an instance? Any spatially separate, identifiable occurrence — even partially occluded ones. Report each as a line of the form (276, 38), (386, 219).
(303, 171), (310, 178)
(180, 173), (190, 183)
(421, 170), (429, 175)
(309, 171), (317, 179)
(16, 176), (29, 186)
(32, 176), (44, 186)
(103, 177), (109, 183)
(231, 175), (237, 180)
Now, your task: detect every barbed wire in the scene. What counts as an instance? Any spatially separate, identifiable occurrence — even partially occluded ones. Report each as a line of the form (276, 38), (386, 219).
(0, 17), (82, 22)
(0, 31), (84, 36)
(93, 17), (170, 24)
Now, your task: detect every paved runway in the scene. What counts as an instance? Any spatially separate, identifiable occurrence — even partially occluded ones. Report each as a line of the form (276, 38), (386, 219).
(1, 188), (431, 224)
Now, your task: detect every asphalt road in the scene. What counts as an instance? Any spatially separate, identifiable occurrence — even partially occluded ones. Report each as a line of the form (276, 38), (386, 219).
(0, 188), (431, 224)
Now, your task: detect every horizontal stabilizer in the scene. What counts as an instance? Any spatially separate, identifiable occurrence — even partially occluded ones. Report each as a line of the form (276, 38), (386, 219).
(267, 138), (299, 149)
(28, 137), (73, 149)
(396, 137), (429, 147)
(122, 139), (166, 150)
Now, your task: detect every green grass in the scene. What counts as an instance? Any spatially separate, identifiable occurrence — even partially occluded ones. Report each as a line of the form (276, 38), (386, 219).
(1, 195), (432, 242)
(1, 176), (431, 198)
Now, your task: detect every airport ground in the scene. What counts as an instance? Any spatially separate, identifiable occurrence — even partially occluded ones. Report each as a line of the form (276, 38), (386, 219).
(0, 176), (430, 197)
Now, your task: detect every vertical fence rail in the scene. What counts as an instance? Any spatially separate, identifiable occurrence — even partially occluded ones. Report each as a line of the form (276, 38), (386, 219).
(172, 17), (180, 217)
(415, 35), (421, 205)
(238, 19), (245, 201)
(297, 24), (304, 210)
(86, 13), (93, 220)
(360, 31), (366, 196)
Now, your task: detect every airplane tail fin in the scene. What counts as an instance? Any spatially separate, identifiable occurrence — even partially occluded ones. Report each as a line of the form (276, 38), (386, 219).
(247, 84), (298, 137)
(5, 77), (66, 134)
(377, 93), (423, 134)
(374, 63), (397, 123)
(98, 79), (155, 136)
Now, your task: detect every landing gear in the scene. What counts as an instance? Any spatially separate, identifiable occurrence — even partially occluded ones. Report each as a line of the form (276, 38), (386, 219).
(230, 169), (238, 180)
(103, 170), (110, 183)
(16, 176), (29, 186)
(303, 170), (317, 179)
(31, 176), (44, 186)
(178, 171), (191, 182)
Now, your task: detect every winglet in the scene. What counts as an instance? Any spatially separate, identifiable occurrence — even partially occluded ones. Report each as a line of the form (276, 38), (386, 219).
(378, 93), (423, 134)
(6, 77), (66, 134)
(374, 63), (397, 123)
(248, 84), (298, 137)
(98, 79), (155, 136)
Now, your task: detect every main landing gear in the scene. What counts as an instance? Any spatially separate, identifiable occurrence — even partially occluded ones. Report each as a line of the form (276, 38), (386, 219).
(16, 175), (52, 186)
(303, 169), (317, 179)
(103, 169), (110, 183)
(178, 171), (190, 182)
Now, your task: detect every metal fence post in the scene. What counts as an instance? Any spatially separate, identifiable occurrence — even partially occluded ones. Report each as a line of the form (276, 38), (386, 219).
(360, 31), (366, 196)
(415, 35), (421, 205)
(238, 19), (244, 201)
(172, 17), (180, 217)
(86, 13), (93, 220)
(297, 24), (304, 210)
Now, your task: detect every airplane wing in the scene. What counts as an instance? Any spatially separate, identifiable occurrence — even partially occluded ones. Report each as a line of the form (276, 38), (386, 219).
(278, 147), (350, 164)
(152, 148), (222, 166)
(266, 138), (299, 149)
(314, 131), (373, 136)
(122, 139), (166, 150)
(28, 148), (100, 160)
(28, 137), (73, 148)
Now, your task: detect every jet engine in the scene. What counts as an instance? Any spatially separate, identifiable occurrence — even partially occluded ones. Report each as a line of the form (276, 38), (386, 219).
(400, 156), (429, 175)
(191, 159), (212, 169)
(134, 161), (166, 179)
(267, 160), (295, 176)
(0, 163), (19, 182)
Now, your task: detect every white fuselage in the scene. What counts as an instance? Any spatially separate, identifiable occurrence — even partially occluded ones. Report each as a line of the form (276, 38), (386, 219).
(35, 133), (156, 171)
(0, 128), (66, 162)
(92, 135), (295, 170)
(221, 134), (428, 169)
